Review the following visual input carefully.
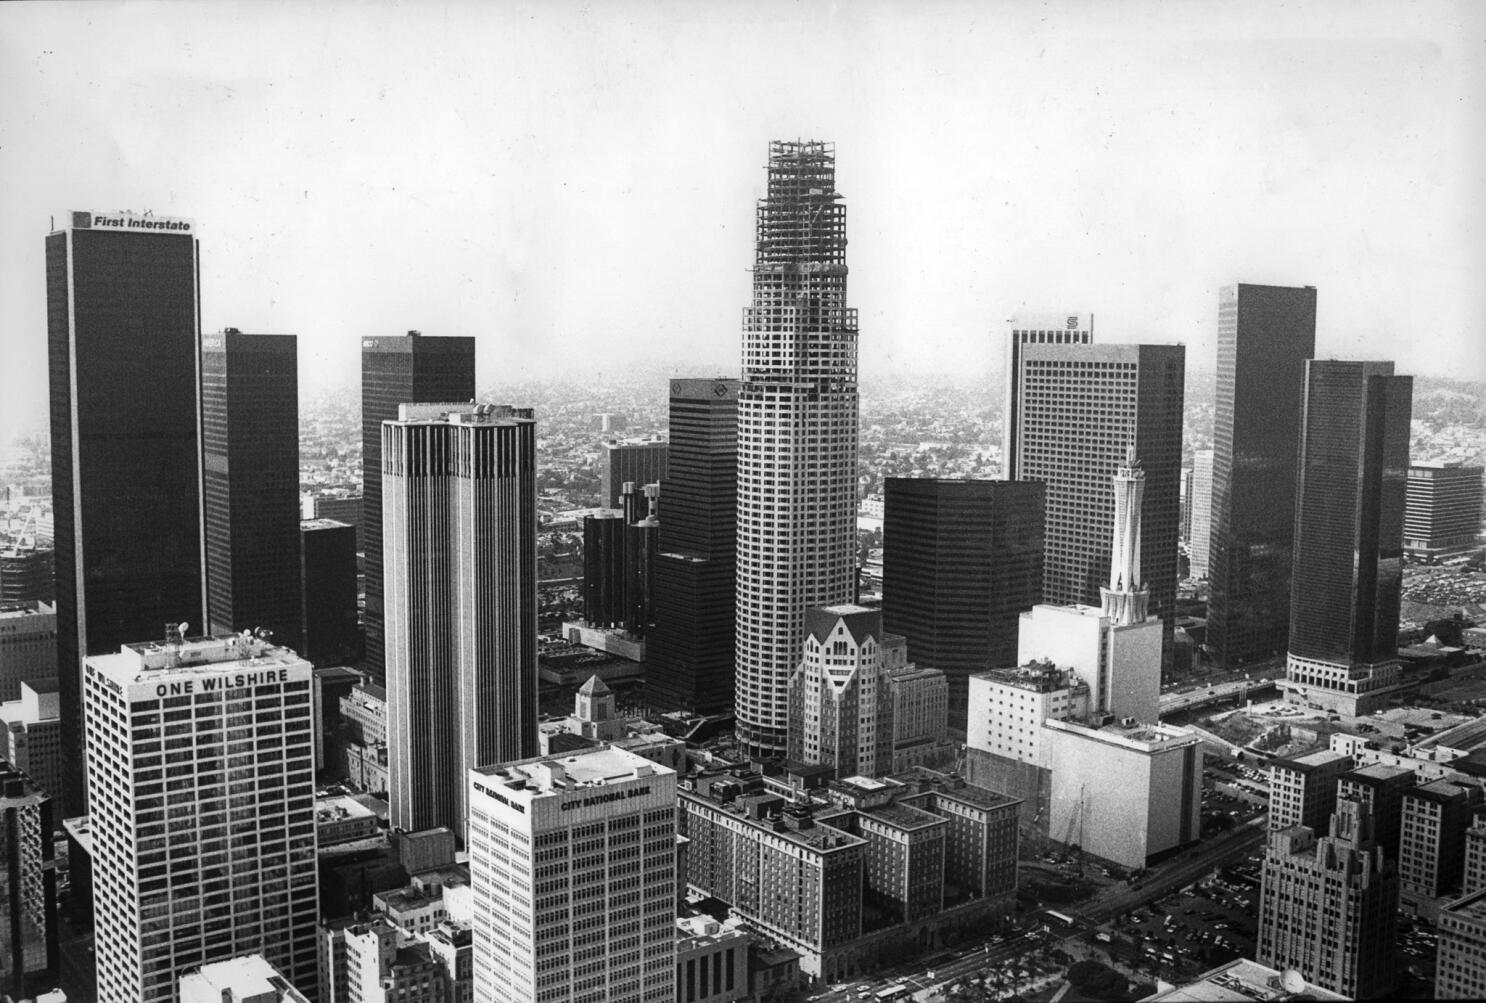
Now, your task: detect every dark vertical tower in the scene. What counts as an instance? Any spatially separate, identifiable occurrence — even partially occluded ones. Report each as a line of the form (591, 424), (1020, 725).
(300, 518), (360, 667)
(360, 332), (474, 683)
(599, 441), (669, 510)
(1208, 283), (1316, 669)
(202, 330), (302, 651)
(1001, 313), (1092, 479)
(1013, 342), (1185, 664)
(882, 478), (1044, 732)
(734, 141), (860, 757)
(1285, 361), (1411, 712)
(46, 209), (204, 816)
(647, 378), (739, 714)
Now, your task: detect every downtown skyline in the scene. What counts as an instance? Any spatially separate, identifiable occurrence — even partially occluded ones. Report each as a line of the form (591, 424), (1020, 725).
(2, 0), (1484, 444)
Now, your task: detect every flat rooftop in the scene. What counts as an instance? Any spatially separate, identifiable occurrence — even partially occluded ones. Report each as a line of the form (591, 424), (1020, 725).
(0, 601), (55, 620)
(301, 517), (353, 531)
(1272, 749), (1349, 773)
(393, 402), (532, 426)
(862, 801), (945, 831)
(1443, 888), (1486, 923)
(90, 633), (307, 685)
(1146, 957), (1346, 1001)
(179, 953), (309, 1002)
(475, 745), (673, 801)
(1341, 762), (1414, 784)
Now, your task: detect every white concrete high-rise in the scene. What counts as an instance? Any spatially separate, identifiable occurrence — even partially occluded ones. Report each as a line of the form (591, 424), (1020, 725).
(1001, 312), (1093, 480)
(1188, 450), (1214, 579)
(468, 746), (677, 1003)
(84, 629), (319, 1003)
(383, 402), (539, 836)
(734, 141), (860, 757)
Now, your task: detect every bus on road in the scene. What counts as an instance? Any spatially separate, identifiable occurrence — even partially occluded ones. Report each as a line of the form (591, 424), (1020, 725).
(1045, 909), (1076, 927)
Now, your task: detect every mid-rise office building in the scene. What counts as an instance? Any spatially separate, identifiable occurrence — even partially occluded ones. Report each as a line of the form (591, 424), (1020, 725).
(1267, 750), (1354, 833)
(881, 478), (1044, 730)
(0, 762), (57, 1000)
(383, 403), (538, 835)
(1258, 799), (1398, 999)
(179, 954), (311, 1003)
(1042, 718), (1202, 869)
(1011, 341), (1184, 666)
(1336, 762), (1416, 859)
(734, 140), (860, 757)
(1399, 780), (1480, 901)
(203, 331), (302, 652)
(885, 663), (950, 773)
(1464, 815), (1486, 896)
(817, 801), (947, 925)
(600, 439), (669, 510)
(1186, 450), (1214, 579)
(361, 331), (475, 683)
(84, 629), (318, 1002)
(300, 519), (360, 669)
(468, 746), (677, 1003)
(648, 378), (739, 714)
(1285, 360), (1412, 714)
(0, 680), (62, 804)
(964, 661), (1089, 827)
(1438, 889), (1486, 1000)
(1000, 312), (1092, 480)
(0, 546), (54, 606)
(0, 601), (56, 703)
(47, 209), (206, 816)
(1404, 463), (1483, 559)
(339, 682), (389, 793)
(1207, 284), (1316, 669)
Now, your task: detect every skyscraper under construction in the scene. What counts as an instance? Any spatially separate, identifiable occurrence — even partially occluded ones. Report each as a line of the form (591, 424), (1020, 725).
(734, 140), (860, 757)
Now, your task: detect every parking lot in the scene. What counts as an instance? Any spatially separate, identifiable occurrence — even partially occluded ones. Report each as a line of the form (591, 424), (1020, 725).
(1103, 862), (1261, 981)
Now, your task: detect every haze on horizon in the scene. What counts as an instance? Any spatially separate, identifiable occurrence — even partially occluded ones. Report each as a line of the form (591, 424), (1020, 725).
(2, 0), (1482, 437)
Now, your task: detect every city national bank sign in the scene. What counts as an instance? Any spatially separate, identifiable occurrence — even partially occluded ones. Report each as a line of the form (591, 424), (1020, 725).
(72, 210), (194, 234)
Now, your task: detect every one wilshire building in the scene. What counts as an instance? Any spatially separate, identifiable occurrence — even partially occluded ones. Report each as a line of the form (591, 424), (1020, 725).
(735, 141), (860, 757)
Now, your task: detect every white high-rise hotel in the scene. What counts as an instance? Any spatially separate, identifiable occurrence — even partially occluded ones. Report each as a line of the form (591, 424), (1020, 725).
(468, 746), (677, 1003)
(84, 628), (318, 1003)
(735, 140), (860, 757)
(383, 402), (539, 835)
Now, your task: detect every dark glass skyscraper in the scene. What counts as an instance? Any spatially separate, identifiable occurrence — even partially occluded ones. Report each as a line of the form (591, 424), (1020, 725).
(647, 378), (738, 714)
(1286, 360), (1411, 713)
(1012, 342), (1185, 662)
(46, 210), (205, 816)
(360, 332), (474, 683)
(882, 478), (1044, 732)
(300, 518), (360, 668)
(202, 330), (302, 651)
(1207, 283), (1316, 669)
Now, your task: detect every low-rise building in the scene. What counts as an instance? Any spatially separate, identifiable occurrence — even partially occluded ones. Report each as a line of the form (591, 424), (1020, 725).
(675, 915), (750, 1003)
(315, 794), (379, 846)
(1144, 957), (1347, 1002)
(1436, 888), (1486, 1000)
(179, 954), (311, 1003)
(0, 679), (61, 803)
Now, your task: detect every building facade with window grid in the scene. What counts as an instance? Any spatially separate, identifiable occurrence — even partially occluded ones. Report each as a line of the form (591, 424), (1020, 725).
(1012, 343), (1185, 669)
(84, 631), (318, 1003)
(1437, 888), (1486, 999)
(734, 140), (860, 757)
(1000, 313), (1093, 481)
(468, 746), (677, 1003)
(1257, 799), (1397, 999)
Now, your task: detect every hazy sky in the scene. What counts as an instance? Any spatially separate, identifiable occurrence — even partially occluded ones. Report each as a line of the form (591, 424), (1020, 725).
(2, 0), (1482, 435)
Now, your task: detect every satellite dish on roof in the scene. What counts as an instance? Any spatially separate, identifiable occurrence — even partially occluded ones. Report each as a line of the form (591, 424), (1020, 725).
(1281, 969), (1305, 993)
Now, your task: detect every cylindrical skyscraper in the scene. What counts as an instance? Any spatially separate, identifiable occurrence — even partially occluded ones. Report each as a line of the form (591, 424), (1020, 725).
(734, 141), (860, 757)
